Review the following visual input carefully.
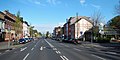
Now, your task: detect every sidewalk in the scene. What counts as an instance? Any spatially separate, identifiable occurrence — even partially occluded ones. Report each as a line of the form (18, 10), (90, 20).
(0, 41), (24, 50)
(81, 41), (120, 49)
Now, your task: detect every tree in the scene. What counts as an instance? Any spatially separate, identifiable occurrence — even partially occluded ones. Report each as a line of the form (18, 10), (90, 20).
(90, 10), (104, 41)
(46, 31), (50, 38)
(115, 0), (120, 15)
(91, 11), (104, 26)
(109, 15), (120, 29)
(29, 25), (34, 37)
(14, 11), (23, 39)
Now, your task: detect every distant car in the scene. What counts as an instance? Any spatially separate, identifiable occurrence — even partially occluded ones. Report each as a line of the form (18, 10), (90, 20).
(19, 38), (26, 44)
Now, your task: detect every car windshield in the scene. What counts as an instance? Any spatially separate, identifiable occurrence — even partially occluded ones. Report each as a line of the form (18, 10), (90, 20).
(0, 0), (120, 60)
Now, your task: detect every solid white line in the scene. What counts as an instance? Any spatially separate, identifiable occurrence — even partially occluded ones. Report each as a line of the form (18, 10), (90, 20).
(44, 39), (54, 48)
(60, 56), (65, 60)
(63, 56), (69, 60)
(74, 48), (82, 51)
(31, 48), (34, 51)
(40, 47), (43, 51)
(92, 54), (106, 60)
(23, 53), (29, 60)
(21, 47), (27, 52)
(106, 52), (117, 54)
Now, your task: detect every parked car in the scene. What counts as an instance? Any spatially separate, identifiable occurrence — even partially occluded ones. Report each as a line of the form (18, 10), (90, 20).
(110, 39), (120, 43)
(19, 38), (26, 44)
(24, 38), (30, 42)
(29, 38), (34, 41)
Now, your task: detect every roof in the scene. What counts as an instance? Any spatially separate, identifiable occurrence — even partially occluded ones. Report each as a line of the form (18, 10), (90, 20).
(70, 16), (92, 25)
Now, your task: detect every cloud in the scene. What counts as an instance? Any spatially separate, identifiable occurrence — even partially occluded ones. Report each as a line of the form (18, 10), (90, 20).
(80, 0), (86, 5)
(91, 4), (101, 9)
(47, 0), (61, 5)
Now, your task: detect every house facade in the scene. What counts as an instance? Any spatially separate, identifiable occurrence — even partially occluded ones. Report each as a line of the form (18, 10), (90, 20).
(72, 16), (93, 39)
(0, 12), (5, 42)
(23, 21), (30, 38)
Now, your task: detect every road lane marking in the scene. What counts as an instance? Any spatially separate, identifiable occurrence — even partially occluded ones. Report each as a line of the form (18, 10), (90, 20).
(60, 56), (65, 60)
(105, 52), (117, 55)
(31, 47), (34, 51)
(61, 43), (69, 47)
(74, 48), (82, 51)
(40, 47), (43, 51)
(21, 47), (27, 52)
(44, 39), (54, 48)
(55, 51), (59, 54)
(23, 53), (29, 60)
(92, 54), (106, 60)
(63, 56), (69, 60)
(53, 48), (57, 50)
(58, 51), (61, 54)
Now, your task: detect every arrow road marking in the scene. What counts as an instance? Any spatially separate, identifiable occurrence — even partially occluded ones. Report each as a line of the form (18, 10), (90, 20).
(40, 46), (43, 51)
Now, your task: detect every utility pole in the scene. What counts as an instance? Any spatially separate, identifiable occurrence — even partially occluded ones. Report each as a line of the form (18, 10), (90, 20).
(76, 12), (78, 39)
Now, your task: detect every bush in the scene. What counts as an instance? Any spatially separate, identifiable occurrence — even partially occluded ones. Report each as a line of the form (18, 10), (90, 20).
(95, 37), (110, 43)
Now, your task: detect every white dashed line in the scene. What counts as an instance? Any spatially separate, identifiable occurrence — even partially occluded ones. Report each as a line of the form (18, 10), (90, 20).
(23, 53), (29, 60)
(5, 50), (10, 52)
(74, 48), (82, 51)
(31, 47), (34, 51)
(60, 56), (65, 60)
(53, 48), (57, 50)
(57, 51), (61, 54)
(21, 47), (27, 52)
(60, 56), (69, 60)
(55, 51), (59, 54)
(92, 54), (106, 60)
(105, 52), (117, 55)
(63, 56), (69, 60)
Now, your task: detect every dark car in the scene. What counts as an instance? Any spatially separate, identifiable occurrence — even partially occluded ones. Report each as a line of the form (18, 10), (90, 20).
(24, 38), (30, 42)
(19, 38), (26, 44)
(29, 38), (34, 41)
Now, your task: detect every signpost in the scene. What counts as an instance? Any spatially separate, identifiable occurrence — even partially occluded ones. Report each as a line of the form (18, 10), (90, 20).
(8, 25), (11, 48)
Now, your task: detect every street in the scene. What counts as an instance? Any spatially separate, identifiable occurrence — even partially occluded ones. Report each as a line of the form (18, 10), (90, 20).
(0, 38), (120, 60)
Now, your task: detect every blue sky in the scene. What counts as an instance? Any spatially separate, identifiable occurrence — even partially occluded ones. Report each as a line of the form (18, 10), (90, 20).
(0, 0), (119, 33)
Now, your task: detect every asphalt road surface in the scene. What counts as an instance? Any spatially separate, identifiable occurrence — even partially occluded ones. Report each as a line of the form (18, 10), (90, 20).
(0, 38), (120, 60)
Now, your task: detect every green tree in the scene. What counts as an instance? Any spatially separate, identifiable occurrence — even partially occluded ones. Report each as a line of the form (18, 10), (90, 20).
(29, 26), (34, 37)
(14, 11), (22, 39)
(109, 15), (120, 29)
(46, 31), (50, 38)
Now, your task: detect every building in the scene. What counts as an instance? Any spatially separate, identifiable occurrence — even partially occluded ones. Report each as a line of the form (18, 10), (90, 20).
(3, 10), (16, 41)
(0, 11), (5, 42)
(53, 26), (62, 38)
(23, 21), (30, 38)
(71, 16), (93, 39)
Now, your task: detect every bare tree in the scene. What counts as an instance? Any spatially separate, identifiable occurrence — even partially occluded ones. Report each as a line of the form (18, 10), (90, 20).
(115, 0), (120, 15)
(91, 10), (104, 26)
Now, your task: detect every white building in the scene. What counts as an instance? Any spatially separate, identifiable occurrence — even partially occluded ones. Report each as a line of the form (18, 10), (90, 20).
(70, 16), (93, 39)
(23, 21), (30, 38)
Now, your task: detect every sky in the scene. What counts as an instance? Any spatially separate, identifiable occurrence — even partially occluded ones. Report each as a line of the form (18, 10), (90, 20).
(0, 0), (119, 33)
